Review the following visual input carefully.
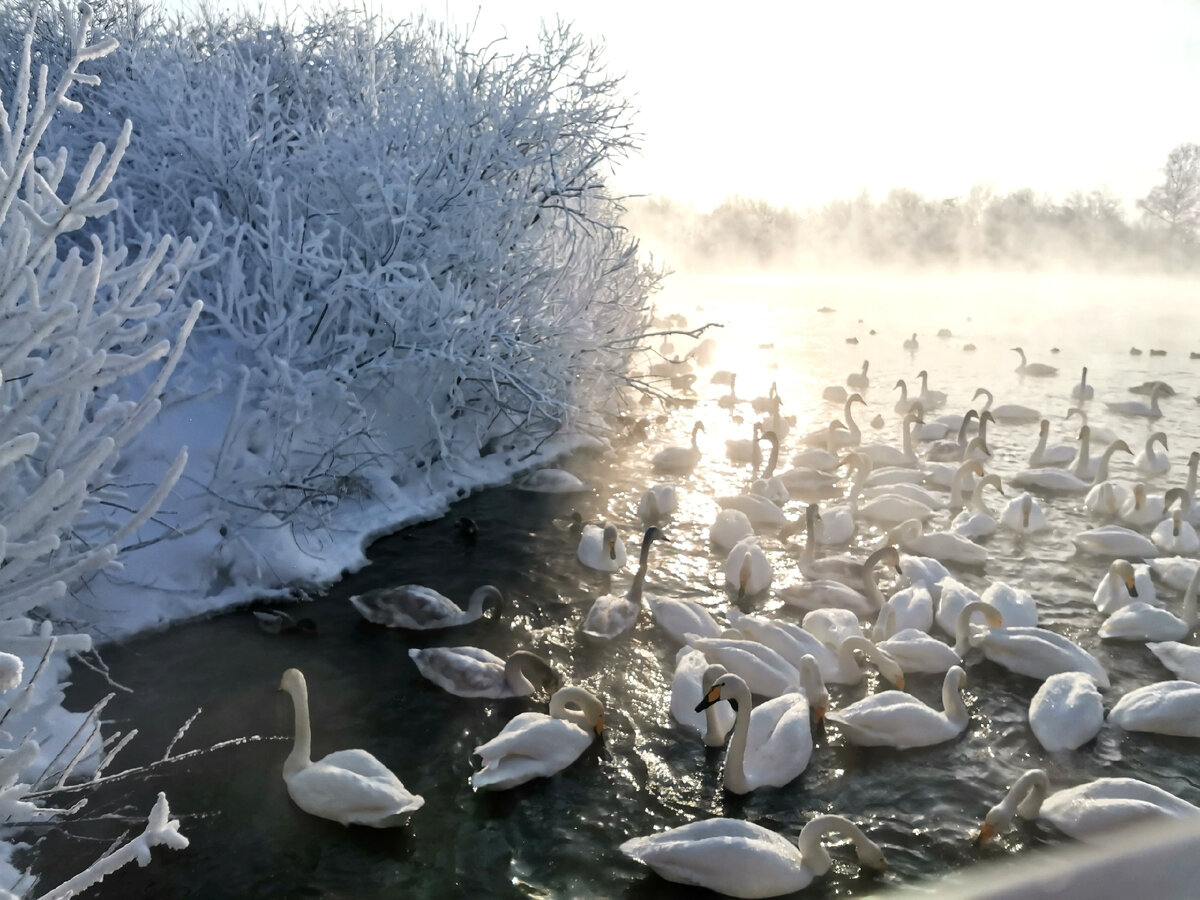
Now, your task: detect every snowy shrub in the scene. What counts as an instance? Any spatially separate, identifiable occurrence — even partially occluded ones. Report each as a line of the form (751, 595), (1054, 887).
(0, 4), (204, 892)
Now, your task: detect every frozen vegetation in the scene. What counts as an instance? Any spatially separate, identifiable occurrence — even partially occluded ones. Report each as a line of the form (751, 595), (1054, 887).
(0, 2), (658, 893)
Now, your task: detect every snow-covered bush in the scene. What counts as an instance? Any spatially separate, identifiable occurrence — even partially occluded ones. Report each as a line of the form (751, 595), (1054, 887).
(0, 4), (202, 893)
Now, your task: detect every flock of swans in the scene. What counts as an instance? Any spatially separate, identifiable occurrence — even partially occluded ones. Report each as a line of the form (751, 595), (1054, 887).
(270, 314), (1200, 898)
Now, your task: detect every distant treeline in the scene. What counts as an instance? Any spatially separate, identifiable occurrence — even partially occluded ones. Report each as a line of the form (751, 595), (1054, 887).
(626, 167), (1200, 272)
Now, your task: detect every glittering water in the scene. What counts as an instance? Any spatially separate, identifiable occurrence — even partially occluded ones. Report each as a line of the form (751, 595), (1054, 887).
(31, 271), (1200, 898)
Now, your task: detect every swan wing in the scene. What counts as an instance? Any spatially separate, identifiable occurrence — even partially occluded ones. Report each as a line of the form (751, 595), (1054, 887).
(1146, 641), (1200, 682)
(1099, 604), (1189, 642)
(286, 750), (423, 825)
(471, 715), (593, 789)
(827, 691), (961, 749)
(1042, 778), (1200, 841)
(743, 694), (814, 788)
(981, 628), (1110, 688)
(408, 647), (513, 697)
(1110, 681), (1200, 736)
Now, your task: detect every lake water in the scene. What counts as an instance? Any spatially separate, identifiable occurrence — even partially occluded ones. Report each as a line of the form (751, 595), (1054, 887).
(30, 270), (1200, 898)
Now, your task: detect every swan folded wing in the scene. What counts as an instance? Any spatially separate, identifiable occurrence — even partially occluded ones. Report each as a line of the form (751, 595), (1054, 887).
(350, 585), (460, 628)
(981, 629), (1110, 688)
(827, 694), (953, 748)
(287, 751), (423, 825)
(473, 715), (592, 771)
(620, 819), (810, 897)
(409, 647), (506, 697)
(581, 596), (636, 638)
(1110, 682), (1200, 735)
(1042, 794), (1198, 842)
(744, 695), (813, 788)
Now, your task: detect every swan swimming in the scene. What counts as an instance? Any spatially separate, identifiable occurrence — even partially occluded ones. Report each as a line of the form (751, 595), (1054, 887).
(653, 421), (705, 473)
(1027, 671), (1104, 751)
(1110, 679), (1200, 737)
(408, 647), (561, 698)
(954, 602), (1110, 687)
(349, 584), (502, 630)
(670, 650), (736, 746)
(581, 527), (666, 639)
(1105, 382), (1168, 418)
(577, 522), (627, 572)
(826, 665), (969, 749)
(1012, 346), (1058, 377)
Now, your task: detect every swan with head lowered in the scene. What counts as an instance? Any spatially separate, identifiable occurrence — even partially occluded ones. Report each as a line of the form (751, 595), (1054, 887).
(470, 685), (605, 790)
(725, 535), (773, 599)
(826, 665), (969, 749)
(580, 527), (667, 639)
(999, 492), (1049, 534)
(349, 584), (502, 630)
(408, 647), (561, 698)
(278, 668), (424, 827)
(693, 664), (828, 793)
(671, 651), (736, 745)
(889, 518), (990, 566)
(976, 768), (1200, 845)
(1106, 382), (1168, 417)
(1028, 671), (1104, 751)
(955, 602), (1110, 687)
(638, 483), (678, 524)
(621, 813), (887, 898)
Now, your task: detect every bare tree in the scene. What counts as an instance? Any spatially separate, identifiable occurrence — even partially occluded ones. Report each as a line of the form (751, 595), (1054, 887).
(1139, 142), (1200, 242)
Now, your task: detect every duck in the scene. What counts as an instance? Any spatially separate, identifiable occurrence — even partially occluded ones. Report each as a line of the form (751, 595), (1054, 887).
(976, 769), (1200, 845)
(1136, 432), (1171, 477)
(349, 584), (502, 630)
(973, 387), (1040, 424)
(1012, 346), (1058, 377)
(847, 360), (870, 393)
(515, 468), (587, 492)
(710, 508), (754, 552)
(470, 686), (605, 790)
(577, 522), (627, 572)
(693, 665), (828, 793)
(653, 421), (704, 473)
(253, 609), (317, 636)
(1110, 679), (1200, 737)
(888, 518), (989, 566)
(408, 647), (561, 698)
(725, 536), (773, 599)
(1106, 382), (1168, 417)
(999, 492), (1048, 534)
(1072, 523), (1158, 559)
(580, 527), (666, 639)
(649, 597), (724, 644)
(620, 813), (887, 898)
(826, 665), (969, 749)
(954, 602), (1110, 687)
(1028, 419), (1076, 468)
(638, 483), (679, 523)
(1028, 672), (1104, 751)
(950, 473), (1005, 540)
(670, 650), (736, 746)
(1147, 640), (1200, 682)
(278, 668), (423, 826)
(1071, 366), (1094, 401)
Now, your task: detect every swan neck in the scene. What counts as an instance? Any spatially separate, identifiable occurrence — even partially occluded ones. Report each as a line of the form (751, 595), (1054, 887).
(843, 399), (861, 443)
(722, 681), (753, 793)
(954, 601), (1000, 655)
(283, 678), (313, 774)
(1010, 769), (1050, 820)
(549, 687), (602, 731)
(942, 669), (968, 726)
(797, 815), (864, 876)
(764, 436), (780, 478)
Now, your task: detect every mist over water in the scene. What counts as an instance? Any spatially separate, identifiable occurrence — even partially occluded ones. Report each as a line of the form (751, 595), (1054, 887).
(32, 269), (1200, 898)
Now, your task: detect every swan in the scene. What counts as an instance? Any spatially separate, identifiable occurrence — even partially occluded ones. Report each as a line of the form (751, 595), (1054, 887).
(925, 409), (980, 462)
(859, 408), (921, 468)
(408, 647), (561, 698)
(620, 813), (887, 898)
(716, 492), (789, 527)
(1147, 640), (1200, 682)
(710, 508), (755, 552)
(1071, 366), (1094, 401)
(813, 480), (859, 545)
(717, 372), (740, 408)
(873, 607), (961, 674)
(1012, 346), (1058, 377)
(900, 554), (951, 599)
(888, 518), (989, 566)
(278, 668), (424, 826)
(638, 483), (678, 523)
(954, 602), (1110, 687)
(1069, 425), (1101, 480)
(791, 420), (844, 471)
(1028, 419), (1076, 468)
(649, 597), (724, 644)
(976, 769), (1200, 845)
(577, 523), (627, 572)
(722, 615), (905, 687)
(1028, 671), (1104, 751)
(847, 360), (870, 392)
(950, 473), (1005, 540)
(750, 431), (791, 505)
(856, 492), (938, 526)
(1110, 680), (1200, 737)
(515, 468), (587, 492)
(980, 580), (1038, 627)
(759, 394), (797, 442)
(671, 649), (736, 746)
(1011, 439), (1131, 493)
(1092, 559), (1153, 614)
(999, 492), (1048, 535)
(580, 527), (665, 639)
(777, 578), (876, 618)
(1151, 498), (1200, 555)
(725, 422), (762, 466)
(943, 460), (985, 515)
(1186, 451), (1200, 524)
(873, 584), (934, 635)
(802, 607), (867, 648)
(349, 584), (502, 630)
(1072, 523), (1159, 559)
(1106, 382), (1168, 417)
(726, 536), (773, 599)
(686, 633), (804, 697)
(653, 421), (704, 473)
(1150, 555), (1200, 591)
(694, 665), (828, 792)
(801, 394), (865, 448)
(751, 381), (781, 413)
(933, 577), (983, 637)
(827, 665), (969, 749)
(1100, 563), (1199, 642)
(797, 517), (902, 591)
(904, 332), (919, 351)
(1066, 406), (1120, 446)
(470, 686), (605, 790)
(822, 384), (848, 403)
(1084, 479), (1127, 517)
(1135, 431), (1171, 477)
(973, 387), (1040, 424)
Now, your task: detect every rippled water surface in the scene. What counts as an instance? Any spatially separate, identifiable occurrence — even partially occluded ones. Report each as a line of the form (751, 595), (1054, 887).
(32, 271), (1200, 897)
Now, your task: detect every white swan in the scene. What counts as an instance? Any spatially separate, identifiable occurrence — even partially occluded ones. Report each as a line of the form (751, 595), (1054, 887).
(716, 491), (789, 527)
(1152, 507), (1200, 556)
(954, 602), (1110, 687)
(777, 578), (876, 618)
(725, 422), (762, 465)
(1071, 365), (1094, 401)
(1092, 559), (1152, 614)
(873, 584), (934, 635)
(980, 580), (1038, 627)
(1012, 346), (1058, 377)
(471, 686), (605, 790)
(686, 633), (803, 697)
(925, 409), (981, 462)
(977, 769), (1200, 845)
(638, 483), (678, 523)
(1150, 555), (1200, 591)
(888, 518), (989, 566)
(797, 521), (902, 591)
(858, 408), (921, 468)
(515, 468), (588, 492)
(710, 508), (754, 552)
(580, 527), (666, 639)
(407, 647), (560, 698)
(1106, 382), (1168, 417)
(649, 596), (724, 644)
(874, 607), (961, 674)
(1100, 576), (1197, 640)
(1084, 479), (1127, 517)
(751, 431), (791, 505)
(1011, 439), (1131, 493)
(725, 535), (773, 598)
(1136, 431), (1171, 477)
(278, 668), (424, 826)
(904, 332), (919, 351)
(914, 368), (947, 410)
(933, 577), (983, 636)
(827, 665), (969, 749)
(1028, 419), (1076, 468)
(791, 420), (844, 471)
(670, 649), (736, 746)
(1110, 680), (1200, 737)
(694, 665), (827, 792)
(1028, 672), (1104, 751)
(1069, 424), (1101, 480)
(577, 522), (627, 572)
(847, 359), (870, 392)
(802, 607), (867, 648)
(621, 813), (887, 898)
(973, 387), (1040, 424)
(1147, 640), (1200, 682)
(349, 584), (502, 630)
(801, 393), (865, 448)
(653, 421), (704, 473)
(1072, 523), (1158, 559)
(999, 491), (1048, 534)
(950, 473), (1005, 540)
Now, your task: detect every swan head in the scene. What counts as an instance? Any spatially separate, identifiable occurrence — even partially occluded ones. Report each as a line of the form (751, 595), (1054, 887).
(1109, 559), (1138, 596)
(694, 673), (749, 714)
(847, 392), (866, 407)
(602, 524), (620, 559)
(469, 585), (505, 618)
(278, 667), (306, 695)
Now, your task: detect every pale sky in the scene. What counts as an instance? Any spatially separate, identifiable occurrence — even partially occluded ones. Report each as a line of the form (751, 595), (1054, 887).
(190, 0), (1200, 212)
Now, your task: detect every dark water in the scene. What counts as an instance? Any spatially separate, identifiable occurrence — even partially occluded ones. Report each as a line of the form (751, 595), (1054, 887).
(28, 272), (1200, 898)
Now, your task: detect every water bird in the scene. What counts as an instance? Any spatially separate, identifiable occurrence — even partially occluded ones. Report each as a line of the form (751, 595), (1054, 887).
(1028, 672), (1104, 751)
(278, 668), (423, 827)
(670, 652), (736, 745)
(515, 468), (587, 492)
(724, 536), (772, 599)
(1110, 680), (1200, 738)
(954, 602), (1110, 687)
(973, 387), (1040, 423)
(253, 609), (317, 636)
(1131, 347), (1143, 355)
(710, 508), (754, 551)
(455, 517), (478, 541)
(580, 527), (666, 638)
(638, 483), (678, 523)
(847, 360), (870, 392)
(577, 522), (627, 572)
(1135, 431), (1171, 476)
(653, 421), (704, 473)
(999, 492), (1048, 534)
(826, 665), (969, 749)
(349, 584), (502, 630)
(1131, 381), (1176, 396)
(470, 686), (605, 790)
(408, 647), (561, 698)
(620, 814), (887, 898)
(903, 332), (919, 351)
(1106, 382), (1168, 417)
(1147, 640), (1200, 682)
(1012, 346), (1057, 376)
(1071, 366), (1094, 401)
(1028, 419), (1076, 468)
(1099, 563), (1198, 642)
